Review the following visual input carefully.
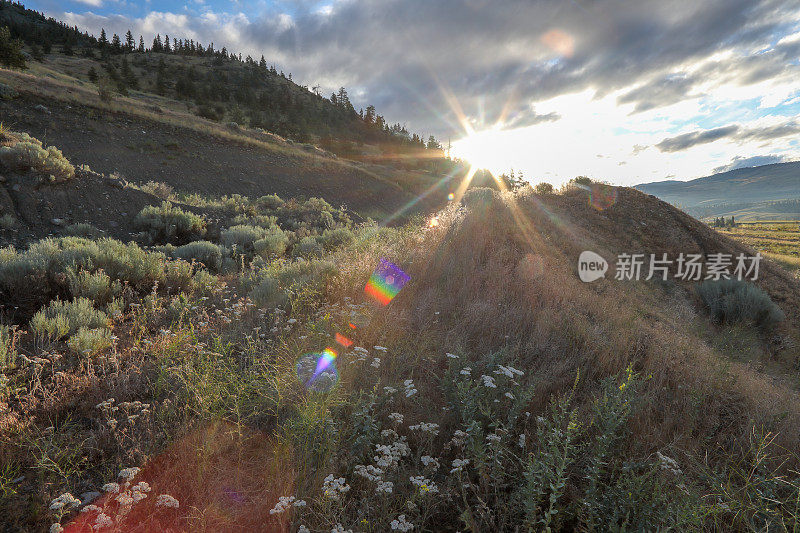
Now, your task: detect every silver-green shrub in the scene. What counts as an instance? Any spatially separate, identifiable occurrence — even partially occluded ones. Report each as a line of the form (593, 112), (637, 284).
(220, 224), (269, 252)
(67, 326), (113, 356)
(698, 279), (784, 330)
(171, 241), (224, 271)
(292, 235), (324, 258)
(0, 131), (75, 182)
(31, 298), (108, 340)
(135, 202), (207, 245)
(63, 223), (104, 239)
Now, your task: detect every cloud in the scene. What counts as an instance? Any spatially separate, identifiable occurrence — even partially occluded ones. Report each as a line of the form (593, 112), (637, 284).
(655, 121), (800, 152)
(617, 74), (698, 113)
(655, 126), (740, 152)
(73, 0), (103, 6)
(712, 154), (789, 173)
(60, 0), (800, 136)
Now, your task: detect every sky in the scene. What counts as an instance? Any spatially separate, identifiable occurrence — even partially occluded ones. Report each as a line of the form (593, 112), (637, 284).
(26, 0), (800, 186)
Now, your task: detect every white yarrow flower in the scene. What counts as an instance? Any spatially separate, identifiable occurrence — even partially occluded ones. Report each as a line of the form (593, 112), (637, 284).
(388, 412), (404, 424)
(94, 513), (114, 530)
(269, 495), (295, 515)
(49, 493), (81, 511)
(450, 458), (470, 473)
(118, 467), (140, 481)
(481, 375), (497, 388)
(156, 494), (180, 508)
(408, 422), (440, 435)
(101, 482), (120, 494)
(375, 480), (394, 494)
(390, 514), (414, 532)
(421, 455), (440, 470)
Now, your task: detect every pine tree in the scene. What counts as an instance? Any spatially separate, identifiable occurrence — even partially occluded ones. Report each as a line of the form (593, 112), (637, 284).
(152, 34), (162, 52)
(364, 105), (376, 124)
(88, 66), (98, 83)
(260, 55), (266, 69)
(98, 28), (108, 49)
(62, 40), (73, 56)
(0, 26), (26, 69)
(138, 35), (144, 52)
(164, 34), (170, 52)
(111, 33), (121, 52)
(30, 43), (44, 61)
(121, 57), (137, 89)
(125, 30), (134, 51)
(155, 58), (167, 94)
(336, 87), (351, 111)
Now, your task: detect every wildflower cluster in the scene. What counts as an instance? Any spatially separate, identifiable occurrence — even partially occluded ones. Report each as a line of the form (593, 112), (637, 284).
(322, 474), (351, 500)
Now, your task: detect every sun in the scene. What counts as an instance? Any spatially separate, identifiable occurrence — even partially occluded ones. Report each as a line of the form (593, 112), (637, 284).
(450, 128), (510, 176)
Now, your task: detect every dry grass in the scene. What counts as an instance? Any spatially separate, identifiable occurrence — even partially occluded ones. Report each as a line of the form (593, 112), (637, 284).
(3, 186), (800, 531)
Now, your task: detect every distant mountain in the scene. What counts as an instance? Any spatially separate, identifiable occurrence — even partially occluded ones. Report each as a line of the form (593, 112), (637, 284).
(635, 161), (800, 220)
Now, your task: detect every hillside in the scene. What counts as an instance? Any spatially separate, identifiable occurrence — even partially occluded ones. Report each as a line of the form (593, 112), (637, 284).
(2, 135), (800, 529)
(3, 3), (800, 531)
(0, 0), (440, 159)
(636, 161), (800, 220)
(0, 1), (475, 224)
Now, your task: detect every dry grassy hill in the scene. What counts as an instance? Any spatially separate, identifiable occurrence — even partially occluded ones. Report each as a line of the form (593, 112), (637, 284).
(2, 162), (800, 530)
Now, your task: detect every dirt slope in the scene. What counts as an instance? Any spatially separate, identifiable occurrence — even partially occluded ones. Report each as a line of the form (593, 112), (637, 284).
(0, 79), (446, 219)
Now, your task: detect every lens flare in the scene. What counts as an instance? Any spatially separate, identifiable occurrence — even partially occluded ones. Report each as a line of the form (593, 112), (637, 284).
(540, 28), (575, 57)
(335, 332), (353, 348)
(364, 259), (410, 306)
(296, 349), (339, 392)
(588, 183), (618, 210)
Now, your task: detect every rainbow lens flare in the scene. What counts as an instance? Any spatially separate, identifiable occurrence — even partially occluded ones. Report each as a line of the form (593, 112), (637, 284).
(296, 348), (339, 392)
(313, 347), (337, 376)
(588, 183), (617, 211)
(364, 259), (410, 306)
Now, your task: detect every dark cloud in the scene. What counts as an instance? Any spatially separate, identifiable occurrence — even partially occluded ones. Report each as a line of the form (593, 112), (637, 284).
(655, 125), (740, 152)
(59, 0), (799, 138)
(712, 154), (788, 173)
(504, 109), (561, 128)
(737, 122), (800, 143)
(617, 74), (698, 113)
(655, 121), (800, 152)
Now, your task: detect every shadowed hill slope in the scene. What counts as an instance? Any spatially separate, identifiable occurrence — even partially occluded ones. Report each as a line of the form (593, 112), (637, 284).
(0, 70), (458, 220)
